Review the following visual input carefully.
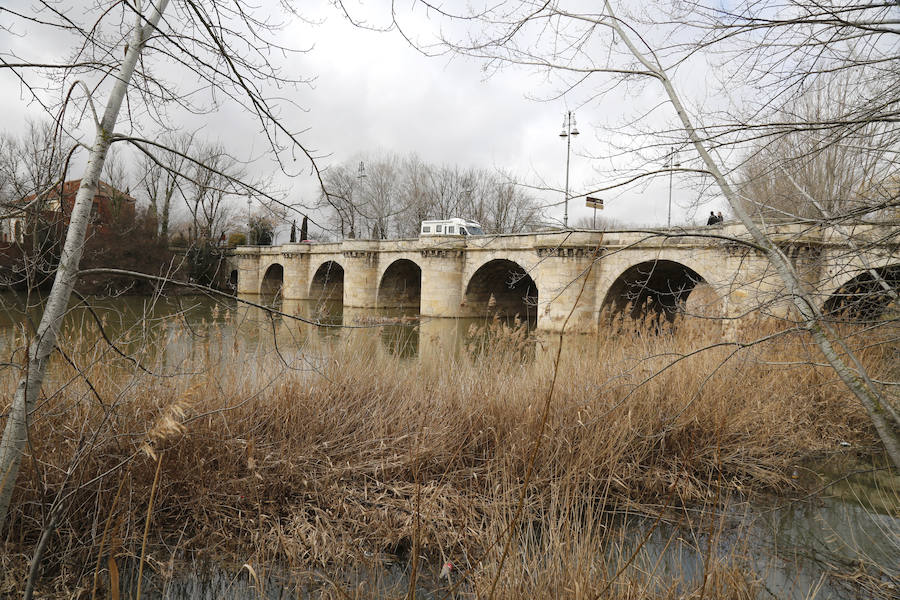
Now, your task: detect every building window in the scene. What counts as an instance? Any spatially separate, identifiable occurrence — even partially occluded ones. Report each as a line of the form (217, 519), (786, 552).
(435, 224), (442, 233)
(422, 225), (431, 233)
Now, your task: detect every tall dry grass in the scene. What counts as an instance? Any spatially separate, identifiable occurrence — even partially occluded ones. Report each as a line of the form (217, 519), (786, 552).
(0, 308), (892, 598)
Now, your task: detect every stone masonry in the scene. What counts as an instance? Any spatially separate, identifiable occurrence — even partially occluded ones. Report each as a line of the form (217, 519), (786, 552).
(231, 223), (898, 333)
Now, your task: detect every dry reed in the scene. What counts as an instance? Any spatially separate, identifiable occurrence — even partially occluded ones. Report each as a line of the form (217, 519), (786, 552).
(0, 306), (893, 598)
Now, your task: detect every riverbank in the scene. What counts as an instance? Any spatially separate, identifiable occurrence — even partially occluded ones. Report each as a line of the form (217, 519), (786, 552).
(2, 313), (896, 598)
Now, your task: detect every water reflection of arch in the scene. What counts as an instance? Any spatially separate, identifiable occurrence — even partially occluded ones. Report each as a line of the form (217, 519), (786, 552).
(823, 264), (899, 321)
(259, 263), (284, 298)
(377, 259), (422, 310)
(418, 318), (465, 361)
(380, 320), (419, 359)
(600, 259), (714, 323)
(310, 260), (344, 303)
(463, 258), (538, 323)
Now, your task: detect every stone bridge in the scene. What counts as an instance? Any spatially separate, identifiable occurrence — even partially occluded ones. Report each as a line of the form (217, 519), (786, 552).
(231, 223), (898, 333)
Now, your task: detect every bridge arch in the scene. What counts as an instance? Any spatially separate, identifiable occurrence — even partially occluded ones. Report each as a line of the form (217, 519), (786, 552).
(600, 259), (710, 323)
(259, 263), (283, 297)
(310, 260), (344, 302)
(378, 259), (422, 309)
(823, 264), (900, 320)
(463, 258), (538, 322)
(228, 269), (238, 291)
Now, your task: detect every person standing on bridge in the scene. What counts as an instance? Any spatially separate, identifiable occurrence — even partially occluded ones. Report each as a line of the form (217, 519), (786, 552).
(706, 211), (717, 225)
(717, 211), (724, 224)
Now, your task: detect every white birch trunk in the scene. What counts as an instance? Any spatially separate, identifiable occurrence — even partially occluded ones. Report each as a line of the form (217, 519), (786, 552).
(604, 1), (900, 471)
(0, 0), (171, 532)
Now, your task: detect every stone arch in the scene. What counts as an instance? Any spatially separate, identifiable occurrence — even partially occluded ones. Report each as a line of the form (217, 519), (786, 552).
(378, 259), (422, 309)
(463, 259), (538, 322)
(600, 259), (707, 323)
(310, 260), (344, 302)
(823, 264), (900, 320)
(260, 263), (284, 297)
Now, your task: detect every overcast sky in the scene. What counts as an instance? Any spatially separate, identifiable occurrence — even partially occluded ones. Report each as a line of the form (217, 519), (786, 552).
(1, 1), (721, 238)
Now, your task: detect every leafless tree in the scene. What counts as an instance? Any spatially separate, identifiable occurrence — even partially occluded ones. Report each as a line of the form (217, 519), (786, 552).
(319, 162), (364, 238)
(138, 132), (195, 239)
(570, 214), (626, 231)
(0, 121), (73, 207)
(736, 73), (898, 222)
(477, 172), (546, 233)
(320, 152), (545, 238)
(0, 121), (75, 249)
(0, 0), (324, 532)
(359, 154), (401, 239)
(183, 143), (246, 243)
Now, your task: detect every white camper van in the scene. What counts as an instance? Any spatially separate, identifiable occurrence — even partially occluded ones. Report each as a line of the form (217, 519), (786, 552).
(419, 218), (484, 237)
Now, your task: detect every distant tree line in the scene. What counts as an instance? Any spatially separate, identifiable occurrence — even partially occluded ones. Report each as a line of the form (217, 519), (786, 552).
(318, 153), (544, 239)
(735, 74), (899, 223)
(0, 122), (274, 291)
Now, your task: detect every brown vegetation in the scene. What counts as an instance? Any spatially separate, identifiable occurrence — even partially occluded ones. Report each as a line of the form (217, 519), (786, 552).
(1, 312), (890, 598)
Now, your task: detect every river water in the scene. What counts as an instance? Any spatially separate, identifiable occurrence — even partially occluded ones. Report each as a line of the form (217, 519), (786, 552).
(1, 292), (897, 599)
(109, 484), (899, 600)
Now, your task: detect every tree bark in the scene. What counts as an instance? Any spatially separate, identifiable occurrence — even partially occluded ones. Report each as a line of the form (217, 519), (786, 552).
(0, 0), (171, 532)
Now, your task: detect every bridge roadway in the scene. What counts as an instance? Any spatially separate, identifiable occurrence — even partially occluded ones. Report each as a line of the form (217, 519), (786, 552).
(232, 223), (898, 333)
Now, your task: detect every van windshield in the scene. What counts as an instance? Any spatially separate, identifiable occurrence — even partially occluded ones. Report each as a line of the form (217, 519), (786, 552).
(467, 227), (484, 235)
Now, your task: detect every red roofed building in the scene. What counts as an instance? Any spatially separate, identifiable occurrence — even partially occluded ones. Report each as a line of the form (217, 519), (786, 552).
(2, 179), (136, 244)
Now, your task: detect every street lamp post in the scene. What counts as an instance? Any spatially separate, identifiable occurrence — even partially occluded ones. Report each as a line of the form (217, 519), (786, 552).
(559, 111), (579, 228)
(667, 147), (680, 229)
(246, 197), (252, 244)
(348, 160), (366, 239)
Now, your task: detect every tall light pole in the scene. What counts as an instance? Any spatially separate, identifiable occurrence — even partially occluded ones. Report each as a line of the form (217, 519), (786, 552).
(559, 111), (579, 228)
(667, 147), (680, 229)
(246, 196), (252, 244)
(349, 160), (365, 239)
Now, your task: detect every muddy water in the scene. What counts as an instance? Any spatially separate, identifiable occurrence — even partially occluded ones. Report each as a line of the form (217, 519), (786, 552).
(0, 292), (525, 365)
(115, 477), (898, 600)
(116, 479), (899, 600)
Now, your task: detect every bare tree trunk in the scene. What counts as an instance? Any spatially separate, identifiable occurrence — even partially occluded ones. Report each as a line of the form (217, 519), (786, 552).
(0, 0), (170, 532)
(161, 190), (172, 239)
(604, 1), (900, 470)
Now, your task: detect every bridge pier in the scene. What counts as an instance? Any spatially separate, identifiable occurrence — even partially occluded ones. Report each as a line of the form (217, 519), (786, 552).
(236, 248), (262, 295)
(420, 245), (466, 318)
(280, 247), (311, 299)
(533, 242), (603, 333)
(342, 242), (379, 307)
